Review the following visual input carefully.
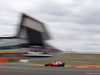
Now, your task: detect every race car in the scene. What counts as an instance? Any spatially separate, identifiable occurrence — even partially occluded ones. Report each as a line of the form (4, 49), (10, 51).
(44, 61), (65, 67)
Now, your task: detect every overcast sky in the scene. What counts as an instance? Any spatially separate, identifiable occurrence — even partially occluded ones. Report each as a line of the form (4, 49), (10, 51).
(0, 0), (100, 52)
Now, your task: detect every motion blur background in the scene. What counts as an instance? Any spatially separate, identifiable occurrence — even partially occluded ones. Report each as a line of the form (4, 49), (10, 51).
(0, 0), (100, 53)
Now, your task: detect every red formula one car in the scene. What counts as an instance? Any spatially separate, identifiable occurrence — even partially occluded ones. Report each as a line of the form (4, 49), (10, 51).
(44, 62), (65, 67)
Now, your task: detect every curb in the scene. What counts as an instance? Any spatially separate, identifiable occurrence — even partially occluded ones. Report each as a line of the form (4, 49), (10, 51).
(65, 65), (100, 68)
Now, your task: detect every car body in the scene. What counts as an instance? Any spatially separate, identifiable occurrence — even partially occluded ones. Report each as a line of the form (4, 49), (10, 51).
(44, 62), (65, 67)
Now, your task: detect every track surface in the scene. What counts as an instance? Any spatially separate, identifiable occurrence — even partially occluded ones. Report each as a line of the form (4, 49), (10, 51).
(28, 58), (100, 61)
(0, 63), (100, 75)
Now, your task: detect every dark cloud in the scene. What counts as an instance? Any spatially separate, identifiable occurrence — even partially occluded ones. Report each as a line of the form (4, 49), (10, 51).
(38, 2), (70, 16)
(30, 0), (100, 25)
(74, 7), (100, 24)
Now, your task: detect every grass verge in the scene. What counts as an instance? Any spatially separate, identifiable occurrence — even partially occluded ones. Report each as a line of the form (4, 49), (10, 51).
(60, 53), (100, 58)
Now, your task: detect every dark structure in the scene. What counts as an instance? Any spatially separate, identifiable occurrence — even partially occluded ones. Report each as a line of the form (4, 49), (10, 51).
(0, 13), (50, 54)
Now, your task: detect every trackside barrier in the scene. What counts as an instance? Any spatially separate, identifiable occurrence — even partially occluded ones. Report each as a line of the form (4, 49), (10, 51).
(0, 57), (21, 63)
(7, 59), (20, 63)
(20, 59), (29, 62)
(0, 58), (7, 62)
(1, 57), (21, 59)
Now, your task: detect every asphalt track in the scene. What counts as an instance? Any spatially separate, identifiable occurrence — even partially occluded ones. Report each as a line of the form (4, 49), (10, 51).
(0, 63), (100, 75)
(28, 58), (100, 61)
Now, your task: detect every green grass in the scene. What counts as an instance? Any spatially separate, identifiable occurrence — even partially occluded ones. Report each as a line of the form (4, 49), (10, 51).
(60, 53), (100, 58)
(20, 61), (100, 66)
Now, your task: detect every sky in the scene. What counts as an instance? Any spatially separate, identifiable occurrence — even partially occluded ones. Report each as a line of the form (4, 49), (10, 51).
(0, 0), (100, 52)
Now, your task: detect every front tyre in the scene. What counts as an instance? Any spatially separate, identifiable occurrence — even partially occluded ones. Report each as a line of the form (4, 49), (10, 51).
(61, 62), (65, 67)
(62, 65), (65, 67)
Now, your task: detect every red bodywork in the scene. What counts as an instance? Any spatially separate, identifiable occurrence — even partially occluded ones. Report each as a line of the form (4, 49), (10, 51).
(44, 62), (65, 67)
(48, 62), (61, 66)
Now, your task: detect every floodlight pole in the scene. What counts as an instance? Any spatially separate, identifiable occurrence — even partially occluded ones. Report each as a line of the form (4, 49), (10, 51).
(42, 42), (49, 54)
(42, 35), (49, 54)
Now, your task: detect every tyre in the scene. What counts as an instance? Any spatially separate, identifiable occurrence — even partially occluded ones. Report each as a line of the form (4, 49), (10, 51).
(61, 64), (65, 67)
(57, 64), (61, 67)
(44, 64), (49, 66)
(61, 62), (65, 67)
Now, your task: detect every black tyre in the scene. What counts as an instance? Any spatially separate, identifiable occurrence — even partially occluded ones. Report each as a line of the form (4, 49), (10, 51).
(62, 62), (65, 67)
(62, 65), (65, 67)
(44, 64), (49, 66)
(50, 65), (53, 67)
(57, 64), (61, 67)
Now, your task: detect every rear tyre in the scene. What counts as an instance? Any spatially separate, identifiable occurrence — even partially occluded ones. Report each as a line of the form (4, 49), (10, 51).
(44, 64), (49, 67)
